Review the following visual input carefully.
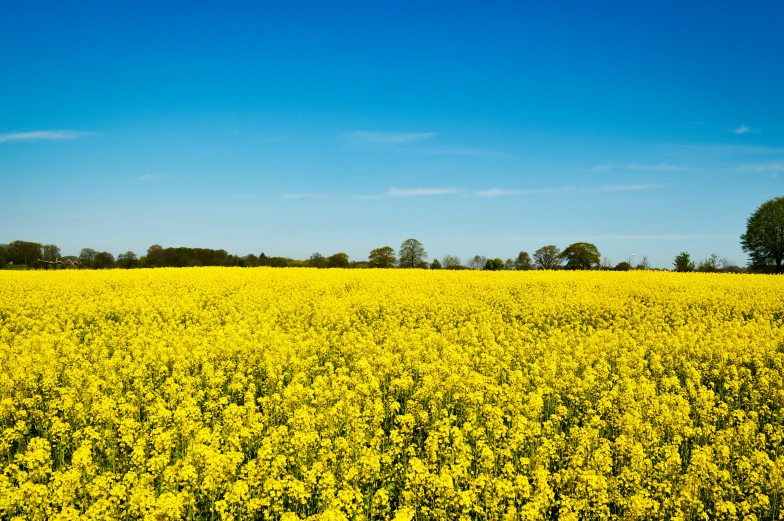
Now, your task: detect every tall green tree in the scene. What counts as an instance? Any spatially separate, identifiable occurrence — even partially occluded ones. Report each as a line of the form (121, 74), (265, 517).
(430, 258), (442, 270)
(696, 254), (721, 273)
(484, 258), (505, 271)
(79, 248), (98, 266)
(369, 246), (396, 268)
(308, 252), (329, 268)
(0, 244), (6, 269)
(117, 251), (139, 269)
(673, 252), (695, 272)
(398, 239), (427, 268)
(741, 196), (784, 273)
(6, 241), (43, 266)
(467, 255), (487, 270)
(327, 252), (350, 268)
(92, 252), (115, 269)
(533, 245), (561, 270)
(514, 251), (533, 270)
(560, 242), (600, 270)
(42, 244), (61, 261)
(441, 254), (462, 269)
(145, 245), (165, 267)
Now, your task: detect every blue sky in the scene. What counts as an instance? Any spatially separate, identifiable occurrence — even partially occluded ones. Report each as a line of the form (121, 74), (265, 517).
(2, 1), (782, 268)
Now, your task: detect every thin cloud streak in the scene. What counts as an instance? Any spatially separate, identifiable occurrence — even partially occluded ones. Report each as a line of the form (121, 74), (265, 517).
(733, 125), (751, 134)
(739, 163), (784, 172)
(590, 163), (688, 173)
(342, 131), (436, 144)
(387, 187), (463, 197)
(276, 193), (331, 199)
(477, 184), (664, 197)
(0, 130), (92, 143)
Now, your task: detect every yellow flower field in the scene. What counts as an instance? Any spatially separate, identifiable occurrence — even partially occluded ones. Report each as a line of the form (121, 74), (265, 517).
(1, 268), (783, 521)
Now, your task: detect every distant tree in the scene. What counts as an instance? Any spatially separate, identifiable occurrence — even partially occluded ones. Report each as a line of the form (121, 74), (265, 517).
(308, 252), (329, 268)
(143, 245), (164, 267)
(534, 245), (562, 270)
(269, 257), (290, 268)
(614, 261), (632, 271)
(398, 239), (427, 268)
(696, 253), (721, 273)
(369, 246), (397, 268)
(484, 258), (505, 271)
(600, 256), (614, 270)
(117, 251), (139, 269)
(504, 258), (515, 270)
(442, 254), (462, 269)
(0, 245), (6, 269)
(560, 242), (600, 270)
(92, 252), (115, 269)
(673, 252), (695, 272)
(78, 248), (97, 265)
(635, 255), (650, 270)
(416, 261), (430, 269)
(6, 241), (43, 266)
(327, 252), (350, 268)
(514, 251), (533, 271)
(467, 255), (487, 270)
(430, 258), (442, 270)
(741, 196), (784, 273)
(243, 254), (260, 267)
(42, 244), (61, 262)
(258, 252), (271, 267)
(349, 260), (370, 269)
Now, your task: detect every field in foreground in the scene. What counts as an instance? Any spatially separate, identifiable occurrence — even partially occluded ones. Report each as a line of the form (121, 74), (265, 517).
(1, 269), (783, 521)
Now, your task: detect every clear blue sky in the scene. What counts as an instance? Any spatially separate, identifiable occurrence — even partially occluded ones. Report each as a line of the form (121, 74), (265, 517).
(2, 1), (782, 268)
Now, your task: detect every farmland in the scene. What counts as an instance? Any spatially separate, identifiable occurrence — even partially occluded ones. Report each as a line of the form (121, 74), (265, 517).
(1, 268), (783, 520)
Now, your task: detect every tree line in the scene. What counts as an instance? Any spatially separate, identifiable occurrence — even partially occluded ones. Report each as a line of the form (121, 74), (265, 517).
(0, 239), (746, 273)
(2, 196), (782, 273)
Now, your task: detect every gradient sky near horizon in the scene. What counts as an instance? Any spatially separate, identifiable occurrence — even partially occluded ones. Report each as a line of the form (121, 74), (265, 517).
(2, 1), (783, 268)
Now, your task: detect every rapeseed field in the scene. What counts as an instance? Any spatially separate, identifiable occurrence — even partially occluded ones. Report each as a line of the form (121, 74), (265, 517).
(1, 268), (783, 521)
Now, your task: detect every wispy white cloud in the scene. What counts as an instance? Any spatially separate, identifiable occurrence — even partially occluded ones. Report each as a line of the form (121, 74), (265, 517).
(342, 131), (437, 144)
(590, 163), (688, 173)
(386, 184), (663, 199)
(276, 193), (331, 200)
(477, 184), (663, 197)
(0, 130), (92, 143)
(136, 173), (158, 181)
(738, 163), (784, 172)
(387, 187), (463, 197)
(733, 125), (751, 134)
(591, 184), (664, 193)
(476, 188), (528, 197)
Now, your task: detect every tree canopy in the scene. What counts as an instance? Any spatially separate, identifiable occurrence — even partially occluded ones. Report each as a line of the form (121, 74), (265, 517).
(327, 253), (350, 268)
(514, 251), (533, 270)
(673, 252), (695, 272)
(560, 242), (600, 270)
(368, 246), (397, 268)
(398, 239), (427, 268)
(741, 196), (784, 273)
(533, 245), (561, 270)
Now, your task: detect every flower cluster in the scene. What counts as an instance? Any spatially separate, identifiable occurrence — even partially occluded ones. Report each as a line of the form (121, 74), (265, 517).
(1, 268), (783, 520)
